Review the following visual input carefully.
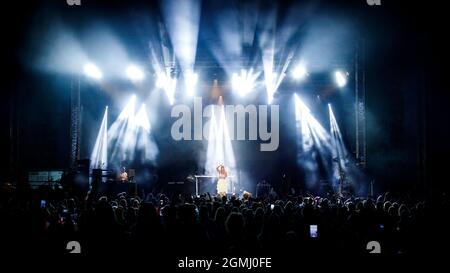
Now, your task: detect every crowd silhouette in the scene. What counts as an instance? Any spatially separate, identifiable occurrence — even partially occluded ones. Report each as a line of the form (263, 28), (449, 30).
(0, 183), (447, 257)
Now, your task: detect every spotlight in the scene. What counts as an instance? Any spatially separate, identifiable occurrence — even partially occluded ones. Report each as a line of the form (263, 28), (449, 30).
(118, 95), (136, 120)
(334, 70), (348, 88)
(126, 65), (144, 81)
(156, 72), (168, 89)
(109, 96), (158, 164)
(205, 103), (236, 178)
(184, 70), (198, 96)
(156, 71), (177, 105)
(83, 63), (103, 79)
(265, 71), (278, 104)
(292, 63), (307, 80)
(135, 104), (151, 132)
(90, 106), (108, 169)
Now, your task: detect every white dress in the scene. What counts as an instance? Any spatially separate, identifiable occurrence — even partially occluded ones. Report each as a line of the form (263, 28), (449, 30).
(217, 176), (228, 195)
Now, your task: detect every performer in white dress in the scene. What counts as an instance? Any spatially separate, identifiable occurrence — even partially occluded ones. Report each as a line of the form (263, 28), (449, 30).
(216, 164), (228, 196)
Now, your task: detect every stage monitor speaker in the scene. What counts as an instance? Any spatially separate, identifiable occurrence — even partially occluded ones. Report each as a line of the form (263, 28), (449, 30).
(91, 169), (102, 193)
(128, 169), (135, 182)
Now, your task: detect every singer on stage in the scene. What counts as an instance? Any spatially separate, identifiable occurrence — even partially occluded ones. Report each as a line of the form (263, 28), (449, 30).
(216, 164), (228, 196)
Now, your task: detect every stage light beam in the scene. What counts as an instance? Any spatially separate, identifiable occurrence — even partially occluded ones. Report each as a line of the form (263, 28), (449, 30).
(118, 95), (136, 121)
(135, 104), (151, 133)
(156, 72), (167, 89)
(109, 96), (158, 165)
(294, 94), (335, 188)
(205, 101), (236, 180)
(265, 71), (278, 104)
(90, 106), (108, 169)
(156, 71), (177, 105)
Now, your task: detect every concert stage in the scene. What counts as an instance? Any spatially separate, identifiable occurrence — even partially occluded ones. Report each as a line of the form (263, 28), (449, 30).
(2, 0), (446, 265)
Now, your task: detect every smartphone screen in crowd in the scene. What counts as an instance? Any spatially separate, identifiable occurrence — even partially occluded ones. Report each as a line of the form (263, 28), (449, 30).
(310, 225), (318, 238)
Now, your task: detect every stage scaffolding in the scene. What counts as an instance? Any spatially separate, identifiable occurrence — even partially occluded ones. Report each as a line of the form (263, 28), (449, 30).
(70, 77), (81, 167)
(355, 38), (367, 169)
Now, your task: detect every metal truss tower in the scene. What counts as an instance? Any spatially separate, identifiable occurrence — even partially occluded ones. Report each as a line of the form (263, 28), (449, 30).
(355, 39), (367, 169)
(70, 77), (81, 167)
